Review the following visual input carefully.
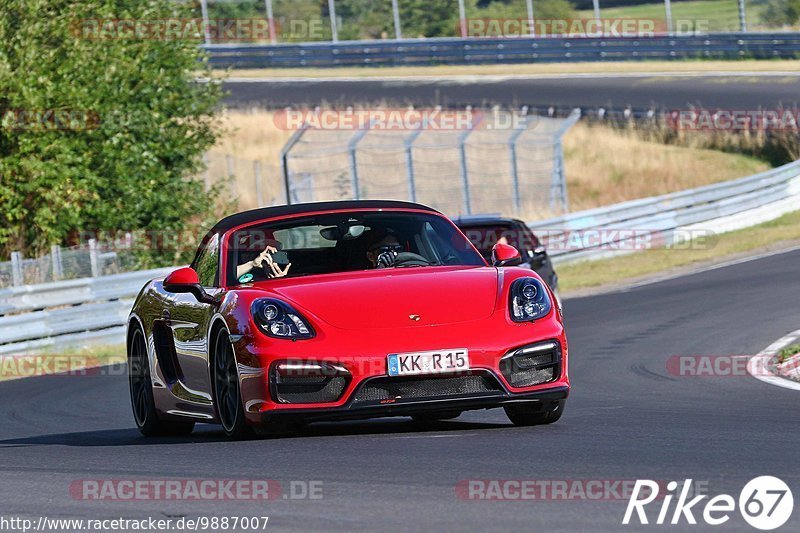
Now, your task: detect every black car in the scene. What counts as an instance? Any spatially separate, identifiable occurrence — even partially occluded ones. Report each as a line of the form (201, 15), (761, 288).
(453, 215), (558, 295)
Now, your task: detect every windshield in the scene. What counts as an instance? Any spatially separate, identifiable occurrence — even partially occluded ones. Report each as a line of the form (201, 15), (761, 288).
(226, 211), (485, 285)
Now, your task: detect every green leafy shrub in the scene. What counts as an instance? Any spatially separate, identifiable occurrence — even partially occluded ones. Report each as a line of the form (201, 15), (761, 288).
(0, 0), (223, 267)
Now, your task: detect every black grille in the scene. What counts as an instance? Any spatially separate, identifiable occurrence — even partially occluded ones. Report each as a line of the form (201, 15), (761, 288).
(274, 375), (348, 404)
(353, 372), (503, 405)
(501, 341), (561, 388)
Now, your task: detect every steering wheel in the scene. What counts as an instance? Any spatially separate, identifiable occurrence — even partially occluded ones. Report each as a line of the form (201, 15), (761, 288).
(393, 252), (432, 267)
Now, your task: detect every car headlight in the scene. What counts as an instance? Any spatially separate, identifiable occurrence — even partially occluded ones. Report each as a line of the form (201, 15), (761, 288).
(509, 278), (552, 322)
(252, 299), (315, 340)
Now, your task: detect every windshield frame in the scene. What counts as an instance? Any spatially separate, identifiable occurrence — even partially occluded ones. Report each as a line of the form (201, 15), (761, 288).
(219, 208), (487, 287)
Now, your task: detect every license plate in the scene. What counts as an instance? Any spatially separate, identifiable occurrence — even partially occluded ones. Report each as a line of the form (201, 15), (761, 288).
(387, 349), (470, 377)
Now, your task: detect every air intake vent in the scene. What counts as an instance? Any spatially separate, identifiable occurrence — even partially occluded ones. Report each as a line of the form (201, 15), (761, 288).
(500, 341), (561, 388)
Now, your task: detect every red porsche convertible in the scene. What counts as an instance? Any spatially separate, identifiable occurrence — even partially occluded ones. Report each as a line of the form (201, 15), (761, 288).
(127, 201), (570, 438)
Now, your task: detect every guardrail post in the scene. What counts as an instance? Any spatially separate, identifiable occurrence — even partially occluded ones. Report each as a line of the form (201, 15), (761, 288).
(254, 160), (265, 207)
(458, 0), (467, 37)
(51, 245), (64, 281)
(10, 252), (23, 286)
(88, 239), (100, 278)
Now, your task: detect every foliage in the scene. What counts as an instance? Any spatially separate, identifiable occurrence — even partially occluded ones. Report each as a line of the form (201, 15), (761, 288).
(0, 0), (223, 265)
(760, 0), (800, 26)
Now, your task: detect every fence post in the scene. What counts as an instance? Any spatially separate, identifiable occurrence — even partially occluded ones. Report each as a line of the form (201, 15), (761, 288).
(508, 115), (529, 214)
(254, 160), (265, 207)
(10, 251), (23, 286)
(88, 239), (100, 277)
(457, 114), (479, 215)
(264, 0), (277, 44)
(738, 0), (748, 32)
(199, 0), (211, 45)
(526, 0), (536, 37)
(664, 0), (674, 34)
(51, 245), (64, 281)
(279, 121), (310, 205)
(328, 0), (339, 42)
(347, 120), (374, 200)
(550, 108), (581, 213)
(404, 127), (423, 203)
(225, 155), (237, 200)
(391, 0), (402, 39)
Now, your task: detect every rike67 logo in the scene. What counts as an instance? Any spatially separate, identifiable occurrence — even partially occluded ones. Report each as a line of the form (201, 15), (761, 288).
(623, 477), (793, 530)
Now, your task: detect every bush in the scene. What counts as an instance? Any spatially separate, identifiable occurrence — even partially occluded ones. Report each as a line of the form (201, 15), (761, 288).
(761, 0), (800, 27)
(0, 0), (223, 265)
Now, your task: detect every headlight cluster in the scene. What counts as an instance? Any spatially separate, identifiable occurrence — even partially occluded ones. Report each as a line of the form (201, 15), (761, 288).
(509, 278), (552, 322)
(252, 299), (315, 340)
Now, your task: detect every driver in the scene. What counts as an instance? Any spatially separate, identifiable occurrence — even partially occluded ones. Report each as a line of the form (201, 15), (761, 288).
(236, 245), (291, 280)
(365, 231), (404, 269)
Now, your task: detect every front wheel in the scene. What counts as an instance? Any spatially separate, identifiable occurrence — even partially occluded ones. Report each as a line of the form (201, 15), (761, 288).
(129, 327), (195, 437)
(504, 400), (565, 426)
(213, 328), (254, 440)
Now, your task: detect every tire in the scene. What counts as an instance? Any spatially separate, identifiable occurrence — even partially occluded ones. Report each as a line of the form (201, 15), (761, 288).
(212, 328), (255, 440)
(128, 326), (195, 437)
(504, 400), (565, 427)
(411, 411), (462, 423)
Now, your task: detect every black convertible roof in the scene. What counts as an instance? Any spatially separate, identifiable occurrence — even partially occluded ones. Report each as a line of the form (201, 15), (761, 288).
(209, 200), (441, 234)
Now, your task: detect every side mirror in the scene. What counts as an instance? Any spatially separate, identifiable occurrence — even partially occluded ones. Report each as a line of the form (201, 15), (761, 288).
(163, 267), (217, 304)
(492, 243), (522, 267)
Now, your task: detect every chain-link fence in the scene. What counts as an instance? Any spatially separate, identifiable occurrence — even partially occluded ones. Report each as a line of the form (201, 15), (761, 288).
(280, 109), (580, 219)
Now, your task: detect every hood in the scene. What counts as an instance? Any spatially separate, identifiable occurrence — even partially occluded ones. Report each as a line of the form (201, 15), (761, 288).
(263, 267), (499, 330)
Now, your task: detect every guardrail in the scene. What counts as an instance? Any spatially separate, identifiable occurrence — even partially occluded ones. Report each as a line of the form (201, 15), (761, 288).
(2, 157), (799, 354)
(0, 267), (173, 355)
(204, 32), (800, 68)
(530, 159), (800, 264)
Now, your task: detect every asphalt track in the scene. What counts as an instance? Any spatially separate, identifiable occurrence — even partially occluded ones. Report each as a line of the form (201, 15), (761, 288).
(1, 247), (798, 532)
(223, 73), (800, 110)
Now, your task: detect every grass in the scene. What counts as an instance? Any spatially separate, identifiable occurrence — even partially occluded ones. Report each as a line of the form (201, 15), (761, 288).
(562, 123), (769, 211)
(778, 344), (800, 363)
(212, 59), (800, 79)
(0, 345), (125, 382)
(577, 0), (772, 33)
(557, 209), (800, 294)
(209, 110), (769, 214)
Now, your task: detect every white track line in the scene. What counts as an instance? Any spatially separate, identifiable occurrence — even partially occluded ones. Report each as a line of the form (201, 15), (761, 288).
(747, 329), (800, 392)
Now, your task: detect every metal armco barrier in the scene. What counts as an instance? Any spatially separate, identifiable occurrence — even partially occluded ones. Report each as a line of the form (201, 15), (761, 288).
(204, 33), (800, 68)
(0, 267), (174, 355)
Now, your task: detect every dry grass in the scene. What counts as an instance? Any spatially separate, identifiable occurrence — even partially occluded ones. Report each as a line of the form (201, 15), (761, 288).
(562, 123), (770, 210)
(208, 110), (770, 214)
(213, 60), (800, 79)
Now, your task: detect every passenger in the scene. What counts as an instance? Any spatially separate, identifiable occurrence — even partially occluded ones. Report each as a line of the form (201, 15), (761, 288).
(236, 245), (291, 280)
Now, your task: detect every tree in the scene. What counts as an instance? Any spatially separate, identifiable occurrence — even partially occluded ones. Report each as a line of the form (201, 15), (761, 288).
(0, 0), (222, 264)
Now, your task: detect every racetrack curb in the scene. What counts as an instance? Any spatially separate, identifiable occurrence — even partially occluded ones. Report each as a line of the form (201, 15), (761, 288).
(747, 329), (800, 392)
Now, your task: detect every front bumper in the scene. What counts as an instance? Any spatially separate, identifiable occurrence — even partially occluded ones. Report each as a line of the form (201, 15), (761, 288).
(261, 380), (569, 424)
